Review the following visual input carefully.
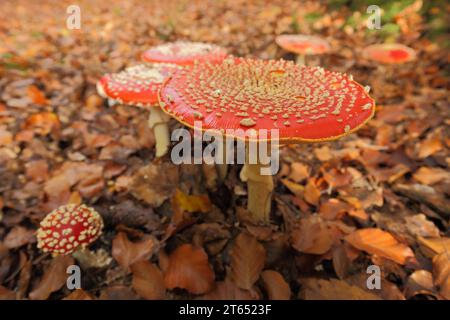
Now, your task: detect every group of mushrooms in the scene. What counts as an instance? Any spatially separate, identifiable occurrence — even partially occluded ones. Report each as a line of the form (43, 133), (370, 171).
(36, 35), (418, 257)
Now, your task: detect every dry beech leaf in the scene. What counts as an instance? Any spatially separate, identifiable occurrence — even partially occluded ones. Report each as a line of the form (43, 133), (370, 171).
(404, 214), (440, 238)
(63, 289), (93, 300)
(130, 163), (179, 207)
(201, 278), (259, 300)
(261, 270), (291, 300)
(304, 180), (321, 206)
(288, 162), (309, 182)
(432, 252), (450, 299)
(413, 167), (449, 185)
(319, 198), (352, 220)
(291, 216), (333, 255)
(23, 112), (60, 136)
(131, 260), (165, 300)
(3, 226), (35, 249)
(404, 270), (436, 299)
(172, 189), (211, 215)
(99, 285), (139, 300)
(164, 244), (214, 294)
(29, 256), (74, 300)
(417, 136), (442, 159)
(229, 233), (266, 290)
(417, 237), (450, 258)
(27, 85), (48, 105)
(345, 228), (416, 265)
(314, 146), (332, 161)
(112, 232), (156, 271)
(332, 244), (351, 280)
(299, 278), (381, 300)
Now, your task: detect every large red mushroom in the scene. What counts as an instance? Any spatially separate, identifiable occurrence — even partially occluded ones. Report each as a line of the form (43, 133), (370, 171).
(158, 57), (375, 222)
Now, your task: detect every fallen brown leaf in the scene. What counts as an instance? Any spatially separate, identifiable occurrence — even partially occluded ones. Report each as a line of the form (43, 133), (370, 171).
(112, 232), (156, 271)
(131, 260), (165, 300)
(432, 252), (450, 299)
(291, 216), (333, 255)
(63, 289), (93, 300)
(261, 270), (291, 300)
(298, 278), (381, 300)
(3, 226), (35, 249)
(201, 278), (259, 300)
(164, 244), (214, 294)
(229, 233), (266, 290)
(29, 256), (74, 300)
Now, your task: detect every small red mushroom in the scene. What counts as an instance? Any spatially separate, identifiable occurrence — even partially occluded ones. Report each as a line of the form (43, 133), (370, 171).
(37, 204), (103, 255)
(158, 57), (375, 222)
(362, 43), (416, 65)
(97, 63), (182, 157)
(276, 34), (330, 65)
(141, 41), (228, 66)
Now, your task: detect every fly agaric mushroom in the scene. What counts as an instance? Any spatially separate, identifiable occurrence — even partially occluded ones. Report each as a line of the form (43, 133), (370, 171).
(362, 43), (416, 65)
(37, 204), (103, 255)
(142, 41), (228, 66)
(276, 34), (331, 66)
(158, 57), (375, 222)
(97, 63), (182, 157)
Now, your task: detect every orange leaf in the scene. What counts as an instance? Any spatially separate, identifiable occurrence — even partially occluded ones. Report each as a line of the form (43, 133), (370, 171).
(345, 228), (416, 265)
(27, 85), (48, 105)
(304, 180), (320, 206)
(131, 260), (165, 300)
(413, 167), (449, 185)
(288, 162), (309, 182)
(229, 233), (266, 290)
(417, 136), (442, 158)
(29, 256), (74, 300)
(299, 278), (381, 300)
(172, 189), (211, 215)
(23, 112), (60, 136)
(261, 270), (291, 300)
(112, 232), (156, 271)
(164, 244), (214, 294)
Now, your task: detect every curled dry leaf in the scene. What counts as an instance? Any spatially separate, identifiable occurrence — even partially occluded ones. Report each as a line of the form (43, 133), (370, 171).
(298, 278), (381, 300)
(63, 289), (93, 300)
(291, 216), (333, 255)
(164, 244), (214, 294)
(288, 162), (309, 182)
(404, 214), (440, 238)
(112, 232), (156, 271)
(131, 260), (165, 300)
(261, 270), (291, 300)
(432, 252), (450, 299)
(201, 278), (259, 300)
(229, 233), (266, 290)
(404, 270), (437, 299)
(345, 228), (416, 265)
(27, 85), (48, 105)
(29, 256), (74, 300)
(130, 163), (179, 207)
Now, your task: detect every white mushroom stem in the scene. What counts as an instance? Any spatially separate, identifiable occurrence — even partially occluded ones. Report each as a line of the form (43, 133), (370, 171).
(216, 139), (228, 182)
(148, 107), (171, 157)
(240, 161), (274, 223)
(296, 54), (306, 66)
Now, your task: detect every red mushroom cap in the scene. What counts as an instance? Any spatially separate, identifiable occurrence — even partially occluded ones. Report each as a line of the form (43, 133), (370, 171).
(142, 41), (228, 66)
(362, 43), (416, 64)
(97, 63), (181, 108)
(276, 34), (331, 56)
(158, 57), (374, 142)
(36, 204), (104, 255)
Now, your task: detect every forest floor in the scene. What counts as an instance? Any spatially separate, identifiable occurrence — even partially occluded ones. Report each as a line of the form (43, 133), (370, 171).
(0, 0), (449, 300)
